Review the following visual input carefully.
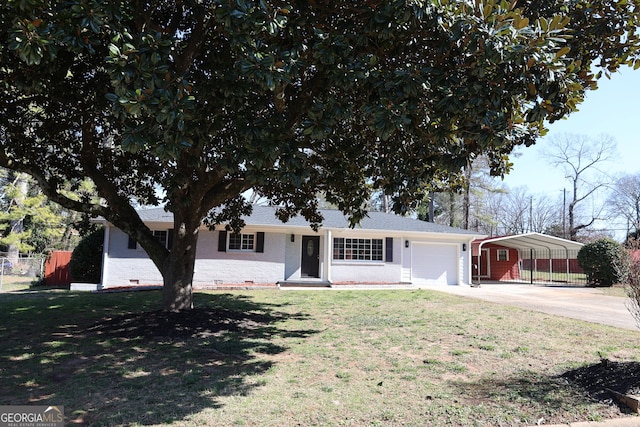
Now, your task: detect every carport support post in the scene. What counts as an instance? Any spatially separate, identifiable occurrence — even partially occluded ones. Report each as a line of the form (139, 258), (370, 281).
(530, 249), (533, 285)
(475, 241), (484, 287)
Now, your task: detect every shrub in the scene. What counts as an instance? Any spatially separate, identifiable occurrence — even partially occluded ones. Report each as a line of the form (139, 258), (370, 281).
(69, 227), (104, 283)
(624, 241), (640, 328)
(577, 238), (628, 287)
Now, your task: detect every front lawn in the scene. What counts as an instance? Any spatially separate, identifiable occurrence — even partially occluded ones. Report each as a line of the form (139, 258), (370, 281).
(0, 288), (638, 426)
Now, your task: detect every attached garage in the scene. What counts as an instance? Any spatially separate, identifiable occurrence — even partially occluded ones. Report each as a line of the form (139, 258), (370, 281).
(410, 242), (460, 285)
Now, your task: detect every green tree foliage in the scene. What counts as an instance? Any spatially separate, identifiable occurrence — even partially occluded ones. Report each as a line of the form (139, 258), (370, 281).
(0, 172), (73, 254)
(69, 227), (104, 283)
(577, 238), (629, 287)
(1, 0), (639, 310)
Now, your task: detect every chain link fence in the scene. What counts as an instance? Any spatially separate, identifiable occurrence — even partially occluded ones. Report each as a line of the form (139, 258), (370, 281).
(0, 255), (46, 291)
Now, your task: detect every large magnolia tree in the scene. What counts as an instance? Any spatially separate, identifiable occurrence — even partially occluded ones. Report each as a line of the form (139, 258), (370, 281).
(1, 0), (639, 310)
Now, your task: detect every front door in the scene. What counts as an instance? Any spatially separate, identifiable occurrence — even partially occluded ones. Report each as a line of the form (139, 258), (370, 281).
(301, 236), (320, 278)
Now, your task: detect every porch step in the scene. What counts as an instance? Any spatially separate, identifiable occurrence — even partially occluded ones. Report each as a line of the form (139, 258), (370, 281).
(278, 281), (331, 288)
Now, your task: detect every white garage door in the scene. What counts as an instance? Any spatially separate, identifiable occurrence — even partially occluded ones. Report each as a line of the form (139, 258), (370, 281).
(411, 243), (458, 285)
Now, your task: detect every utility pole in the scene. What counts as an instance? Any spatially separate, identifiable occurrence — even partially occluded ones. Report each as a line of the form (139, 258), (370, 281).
(562, 188), (566, 239)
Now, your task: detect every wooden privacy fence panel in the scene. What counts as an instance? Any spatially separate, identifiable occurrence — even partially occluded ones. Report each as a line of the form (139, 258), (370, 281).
(44, 251), (72, 286)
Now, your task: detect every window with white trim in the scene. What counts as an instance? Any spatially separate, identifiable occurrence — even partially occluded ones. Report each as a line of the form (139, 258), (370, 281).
(333, 238), (384, 261)
(128, 230), (172, 250)
(153, 230), (168, 248)
(497, 249), (509, 261)
(229, 233), (255, 251)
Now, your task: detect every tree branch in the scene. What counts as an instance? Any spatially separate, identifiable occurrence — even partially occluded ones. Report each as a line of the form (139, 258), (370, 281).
(175, 8), (212, 77)
(0, 149), (103, 216)
(77, 117), (169, 267)
(200, 177), (253, 214)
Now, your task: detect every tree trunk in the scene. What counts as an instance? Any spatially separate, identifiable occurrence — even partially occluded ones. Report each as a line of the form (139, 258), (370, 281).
(463, 164), (471, 230)
(569, 179), (578, 241)
(7, 173), (28, 263)
(568, 200), (576, 241)
(161, 210), (201, 311)
(448, 192), (455, 227)
(61, 211), (78, 250)
(429, 193), (434, 223)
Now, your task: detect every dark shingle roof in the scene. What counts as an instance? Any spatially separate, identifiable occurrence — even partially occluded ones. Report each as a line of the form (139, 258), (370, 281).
(138, 207), (173, 223)
(138, 205), (481, 236)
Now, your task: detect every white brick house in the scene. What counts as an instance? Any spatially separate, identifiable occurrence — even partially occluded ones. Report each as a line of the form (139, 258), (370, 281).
(97, 205), (483, 289)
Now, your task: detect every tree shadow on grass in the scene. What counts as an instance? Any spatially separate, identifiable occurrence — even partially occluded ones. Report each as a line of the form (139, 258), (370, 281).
(0, 290), (317, 426)
(450, 369), (628, 425)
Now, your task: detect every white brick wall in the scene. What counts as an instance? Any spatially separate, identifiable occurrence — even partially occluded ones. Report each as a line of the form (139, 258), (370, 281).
(101, 226), (474, 288)
(284, 233), (303, 280)
(192, 228), (285, 285)
(102, 227), (287, 287)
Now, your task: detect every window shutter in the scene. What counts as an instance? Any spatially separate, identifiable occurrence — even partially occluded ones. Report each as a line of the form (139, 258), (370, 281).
(218, 230), (227, 252)
(385, 237), (393, 262)
(127, 236), (137, 250)
(256, 232), (265, 253)
(167, 229), (174, 250)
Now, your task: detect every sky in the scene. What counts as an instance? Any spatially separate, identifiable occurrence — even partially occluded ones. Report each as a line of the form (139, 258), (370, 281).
(501, 68), (640, 193)
(497, 67), (640, 238)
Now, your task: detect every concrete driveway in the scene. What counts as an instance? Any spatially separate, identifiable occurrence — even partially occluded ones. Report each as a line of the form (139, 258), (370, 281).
(426, 283), (640, 331)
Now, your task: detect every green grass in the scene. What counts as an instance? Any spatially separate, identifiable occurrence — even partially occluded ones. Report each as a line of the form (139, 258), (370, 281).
(0, 288), (638, 426)
(599, 286), (629, 298)
(0, 275), (40, 292)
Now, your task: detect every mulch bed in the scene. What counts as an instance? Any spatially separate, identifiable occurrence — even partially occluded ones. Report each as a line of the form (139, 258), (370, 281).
(562, 358), (640, 405)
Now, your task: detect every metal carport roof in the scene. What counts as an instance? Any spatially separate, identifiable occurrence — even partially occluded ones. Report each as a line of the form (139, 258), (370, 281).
(474, 232), (584, 285)
(476, 232), (583, 253)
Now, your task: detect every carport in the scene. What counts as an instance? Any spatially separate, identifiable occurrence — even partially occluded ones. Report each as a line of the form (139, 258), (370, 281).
(473, 232), (584, 286)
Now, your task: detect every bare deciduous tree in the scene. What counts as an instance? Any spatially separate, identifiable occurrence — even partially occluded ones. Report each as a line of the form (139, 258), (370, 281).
(476, 187), (562, 237)
(542, 133), (616, 241)
(623, 241), (640, 328)
(530, 194), (562, 234)
(608, 173), (640, 238)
